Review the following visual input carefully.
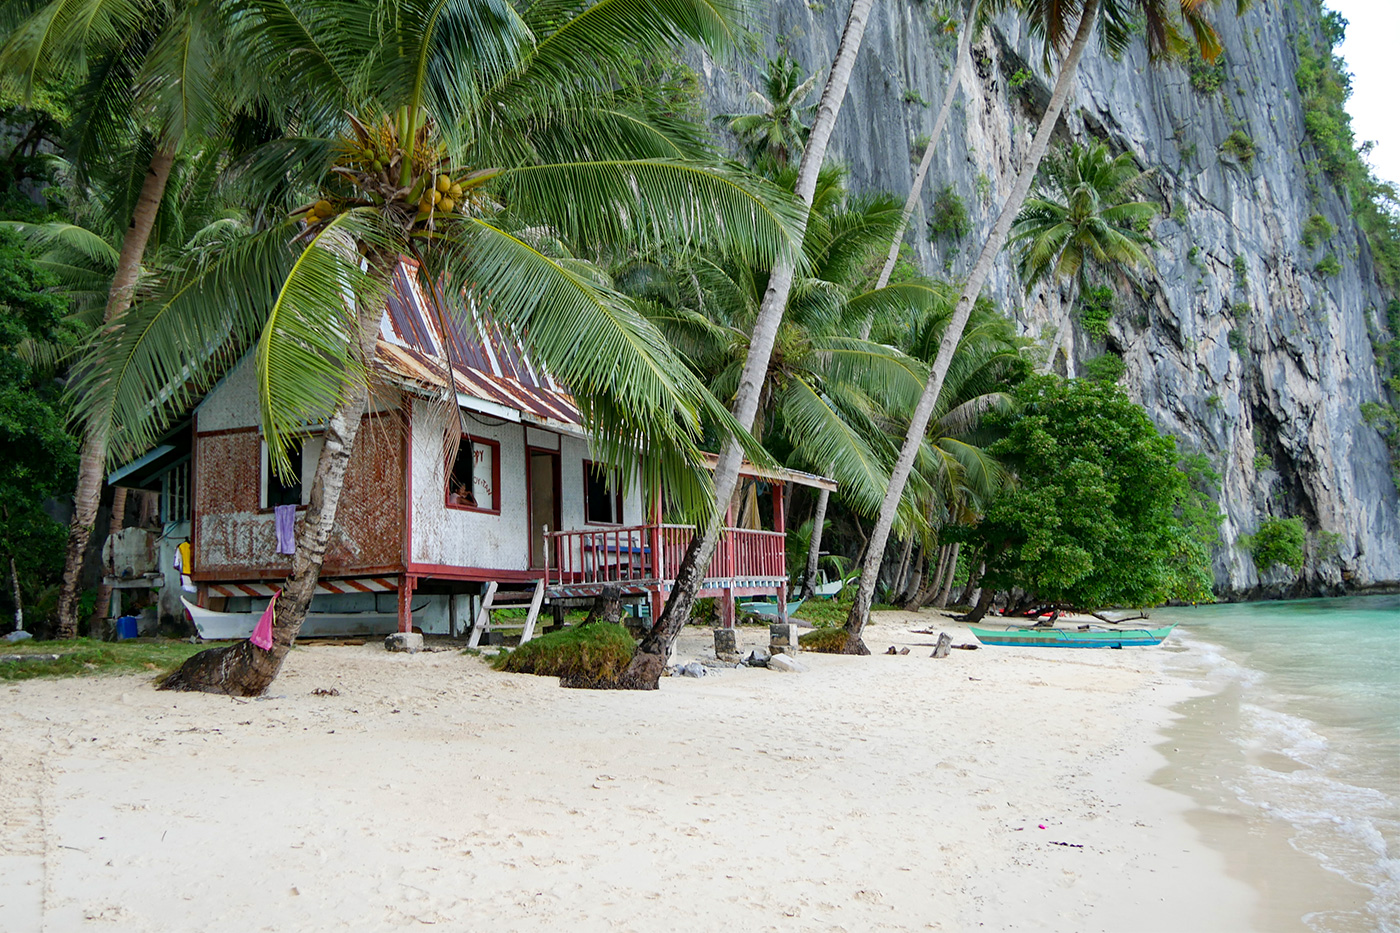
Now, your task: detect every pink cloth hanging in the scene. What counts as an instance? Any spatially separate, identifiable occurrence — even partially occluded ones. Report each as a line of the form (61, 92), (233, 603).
(250, 591), (278, 651)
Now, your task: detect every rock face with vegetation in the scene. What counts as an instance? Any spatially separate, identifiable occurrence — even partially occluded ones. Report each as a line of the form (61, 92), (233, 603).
(694, 0), (1400, 598)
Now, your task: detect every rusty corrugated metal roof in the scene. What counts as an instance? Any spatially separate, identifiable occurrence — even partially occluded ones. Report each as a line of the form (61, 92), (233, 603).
(376, 259), (583, 429)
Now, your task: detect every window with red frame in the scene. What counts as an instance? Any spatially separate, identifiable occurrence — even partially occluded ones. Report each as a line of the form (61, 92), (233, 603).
(446, 435), (499, 512)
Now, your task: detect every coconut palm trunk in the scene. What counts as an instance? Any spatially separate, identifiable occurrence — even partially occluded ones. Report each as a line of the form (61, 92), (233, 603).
(53, 146), (176, 638)
(860, 0), (976, 340)
(934, 540), (959, 607)
(624, 0), (878, 685)
(159, 280), (386, 695)
(840, 0), (1100, 653)
(799, 484), (830, 599)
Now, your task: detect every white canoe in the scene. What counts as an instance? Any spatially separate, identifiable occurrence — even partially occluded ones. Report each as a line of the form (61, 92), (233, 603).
(181, 598), (409, 640)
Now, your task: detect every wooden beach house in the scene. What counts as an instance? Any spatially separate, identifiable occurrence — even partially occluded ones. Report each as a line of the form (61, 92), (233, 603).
(108, 259), (834, 639)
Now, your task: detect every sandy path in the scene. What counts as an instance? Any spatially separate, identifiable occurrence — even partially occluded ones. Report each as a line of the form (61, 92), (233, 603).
(0, 612), (1254, 932)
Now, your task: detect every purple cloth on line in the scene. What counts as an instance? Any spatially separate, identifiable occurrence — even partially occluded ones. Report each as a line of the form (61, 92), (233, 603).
(275, 504), (297, 555)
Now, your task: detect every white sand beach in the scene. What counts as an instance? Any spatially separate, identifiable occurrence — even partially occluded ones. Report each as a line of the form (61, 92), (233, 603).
(0, 611), (1258, 932)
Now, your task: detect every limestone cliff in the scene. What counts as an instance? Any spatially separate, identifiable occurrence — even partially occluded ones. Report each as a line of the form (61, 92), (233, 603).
(692, 0), (1400, 596)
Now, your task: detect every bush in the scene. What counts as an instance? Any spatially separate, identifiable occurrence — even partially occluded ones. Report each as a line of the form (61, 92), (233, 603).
(1227, 328), (1248, 352)
(1077, 284), (1115, 338)
(493, 622), (637, 687)
(928, 185), (971, 242)
(1301, 213), (1334, 249)
(1083, 353), (1126, 383)
(1315, 253), (1341, 276)
(1188, 49), (1226, 95)
(1247, 517), (1306, 572)
(798, 626), (851, 653)
(1220, 130), (1256, 165)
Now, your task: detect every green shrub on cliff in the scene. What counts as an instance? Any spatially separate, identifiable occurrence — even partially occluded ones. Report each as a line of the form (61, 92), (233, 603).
(1246, 517), (1306, 572)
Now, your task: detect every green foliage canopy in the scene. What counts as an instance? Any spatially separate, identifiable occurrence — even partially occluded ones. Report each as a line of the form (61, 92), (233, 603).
(0, 228), (78, 605)
(1247, 517), (1306, 572)
(961, 376), (1216, 608)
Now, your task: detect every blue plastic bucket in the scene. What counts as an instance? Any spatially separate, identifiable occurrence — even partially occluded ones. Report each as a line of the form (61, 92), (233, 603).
(115, 616), (139, 640)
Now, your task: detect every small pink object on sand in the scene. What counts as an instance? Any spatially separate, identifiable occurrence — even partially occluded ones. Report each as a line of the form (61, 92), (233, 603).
(250, 592), (278, 650)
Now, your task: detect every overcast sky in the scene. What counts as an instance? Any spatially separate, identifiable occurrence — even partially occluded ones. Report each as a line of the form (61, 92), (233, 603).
(1325, 0), (1399, 188)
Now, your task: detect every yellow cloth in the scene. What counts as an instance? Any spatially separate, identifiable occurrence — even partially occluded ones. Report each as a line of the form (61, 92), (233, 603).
(176, 541), (192, 573)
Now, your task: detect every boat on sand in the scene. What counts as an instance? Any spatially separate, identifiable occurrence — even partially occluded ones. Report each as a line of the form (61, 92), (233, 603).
(182, 598), (410, 641)
(969, 623), (1175, 648)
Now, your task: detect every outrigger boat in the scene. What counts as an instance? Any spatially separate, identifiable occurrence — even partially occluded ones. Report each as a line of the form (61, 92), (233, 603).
(182, 598), (412, 641)
(969, 623), (1175, 648)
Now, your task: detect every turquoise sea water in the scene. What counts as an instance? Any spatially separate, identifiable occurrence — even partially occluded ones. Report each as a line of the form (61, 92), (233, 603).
(1155, 595), (1400, 932)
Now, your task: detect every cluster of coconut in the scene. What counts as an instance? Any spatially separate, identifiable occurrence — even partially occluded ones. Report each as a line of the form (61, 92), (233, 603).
(423, 174), (464, 215)
(296, 109), (499, 235)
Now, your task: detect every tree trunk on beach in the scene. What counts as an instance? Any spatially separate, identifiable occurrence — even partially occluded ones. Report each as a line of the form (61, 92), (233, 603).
(54, 145), (177, 639)
(159, 279), (386, 695)
(799, 484), (830, 600)
(934, 541), (960, 608)
(840, 0), (1101, 655)
(623, 0), (878, 687)
(956, 558), (983, 607)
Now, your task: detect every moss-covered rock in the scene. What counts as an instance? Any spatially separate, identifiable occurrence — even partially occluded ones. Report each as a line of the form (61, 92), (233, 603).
(493, 622), (636, 687)
(798, 626), (850, 653)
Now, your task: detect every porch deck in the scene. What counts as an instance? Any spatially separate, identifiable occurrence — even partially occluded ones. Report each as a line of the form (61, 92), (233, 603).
(543, 523), (789, 623)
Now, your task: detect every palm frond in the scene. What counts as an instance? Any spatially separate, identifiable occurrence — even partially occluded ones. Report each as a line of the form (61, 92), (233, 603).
(494, 158), (804, 267)
(257, 208), (397, 477)
(68, 219), (305, 466)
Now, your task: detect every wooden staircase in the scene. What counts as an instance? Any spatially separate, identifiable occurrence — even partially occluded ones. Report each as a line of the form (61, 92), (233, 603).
(466, 579), (546, 648)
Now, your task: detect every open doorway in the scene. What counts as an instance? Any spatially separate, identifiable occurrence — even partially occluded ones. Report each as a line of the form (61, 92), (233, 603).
(527, 449), (560, 568)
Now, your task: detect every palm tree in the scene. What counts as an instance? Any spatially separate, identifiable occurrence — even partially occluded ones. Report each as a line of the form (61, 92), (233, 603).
(2, 0), (263, 637)
(887, 306), (1022, 609)
(4, 145), (256, 627)
(840, 0), (1250, 653)
(629, 0), (881, 685)
(619, 167), (936, 597)
(720, 54), (818, 169)
(1009, 141), (1157, 366)
(81, 0), (802, 695)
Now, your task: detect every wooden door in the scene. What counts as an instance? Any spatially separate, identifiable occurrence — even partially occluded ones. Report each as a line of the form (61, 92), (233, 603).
(527, 450), (560, 569)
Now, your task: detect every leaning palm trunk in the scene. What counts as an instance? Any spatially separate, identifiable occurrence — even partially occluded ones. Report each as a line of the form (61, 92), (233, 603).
(956, 559), (984, 607)
(934, 540), (960, 607)
(860, 1), (975, 339)
(159, 286), (385, 695)
(53, 146), (177, 638)
(623, 0), (878, 686)
(841, 0), (1100, 653)
(799, 484), (831, 599)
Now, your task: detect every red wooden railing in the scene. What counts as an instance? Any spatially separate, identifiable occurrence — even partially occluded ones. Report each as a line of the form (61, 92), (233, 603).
(545, 524), (785, 588)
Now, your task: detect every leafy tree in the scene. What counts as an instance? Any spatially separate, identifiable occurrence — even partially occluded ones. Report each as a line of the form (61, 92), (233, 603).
(842, 0), (1250, 652)
(3, 0), (269, 636)
(960, 376), (1212, 616)
(620, 166), (935, 597)
(1246, 517), (1306, 573)
(630, 0), (881, 683)
(0, 228), (78, 632)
